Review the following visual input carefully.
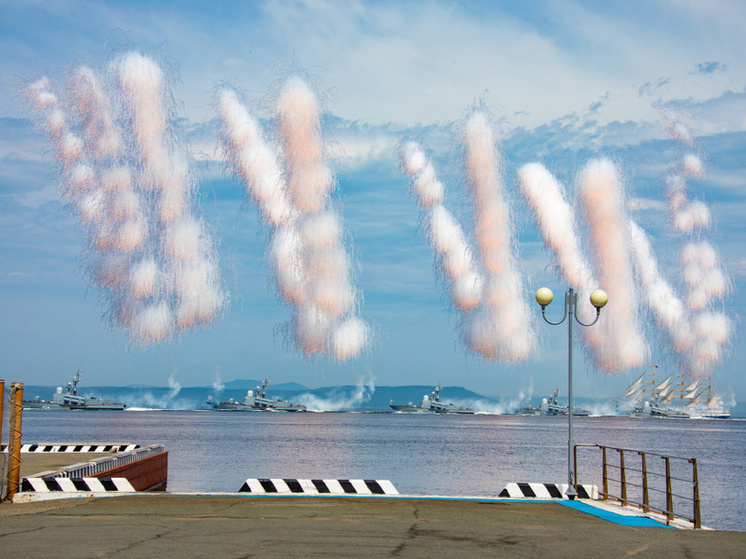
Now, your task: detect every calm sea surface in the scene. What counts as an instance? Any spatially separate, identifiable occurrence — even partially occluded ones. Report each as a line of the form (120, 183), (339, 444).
(16, 411), (746, 531)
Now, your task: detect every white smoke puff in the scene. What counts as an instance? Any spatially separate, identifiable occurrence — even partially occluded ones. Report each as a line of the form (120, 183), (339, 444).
(174, 260), (225, 329)
(163, 217), (204, 261)
(65, 164), (96, 197)
(451, 271), (483, 310)
(682, 154), (704, 177)
(117, 52), (166, 167)
(117, 218), (148, 253)
(130, 259), (159, 297)
(578, 158), (648, 371)
(71, 66), (122, 158)
(110, 189), (141, 220)
(61, 133), (84, 165)
(92, 254), (129, 290)
(271, 226), (306, 303)
(300, 212), (341, 249)
(277, 77), (323, 162)
(413, 164), (445, 208)
(518, 163), (595, 290)
(401, 141), (427, 175)
(132, 301), (173, 342)
(294, 304), (332, 354)
(309, 280), (354, 317)
(428, 205), (470, 264)
(670, 122), (693, 146)
(176, 287), (224, 328)
(101, 165), (133, 190)
(674, 201), (711, 232)
(78, 190), (106, 222)
(29, 77), (57, 109)
(305, 245), (349, 280)
(331, 317), (369, 361)
(400, 142), (445, 208)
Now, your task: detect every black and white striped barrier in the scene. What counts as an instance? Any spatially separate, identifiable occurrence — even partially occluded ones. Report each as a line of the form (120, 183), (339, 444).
(1, 444), (139, 453)
(499, 483), (598, 500)
(239, 479), (398, 495)
(20, 477), (135, 493)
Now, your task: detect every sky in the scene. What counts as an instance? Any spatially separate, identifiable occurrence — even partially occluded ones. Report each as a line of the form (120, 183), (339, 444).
(1, 0), (745, 403)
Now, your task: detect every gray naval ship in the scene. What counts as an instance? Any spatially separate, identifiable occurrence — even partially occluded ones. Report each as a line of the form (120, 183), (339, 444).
(389, 384), (474, 414)
(208, 377), (307, 412)
(23, 371), (126, 410)
(520, 389), (590, 416)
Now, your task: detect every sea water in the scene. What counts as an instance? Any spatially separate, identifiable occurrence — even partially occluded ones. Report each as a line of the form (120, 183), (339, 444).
(16, 411), (746, 531)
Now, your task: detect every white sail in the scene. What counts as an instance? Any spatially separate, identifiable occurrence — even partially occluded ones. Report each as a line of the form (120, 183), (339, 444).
(659, 391), (675, 405)
(684, 379), (700, 394)
(707, 395), (722, 409)
(656, 374), (673, 393)
(685, 393), (704, 408)
(658, 383), (674, 400)
(623, 373), (646, 398)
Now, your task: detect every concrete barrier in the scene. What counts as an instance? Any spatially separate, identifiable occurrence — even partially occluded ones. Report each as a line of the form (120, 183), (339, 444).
(20, 477), (135, 493)
(239, 479), (399, 495)
(499, 482), (598, 499)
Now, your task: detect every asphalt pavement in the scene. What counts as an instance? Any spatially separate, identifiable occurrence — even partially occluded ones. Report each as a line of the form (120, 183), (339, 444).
(1, 494), (744, 558)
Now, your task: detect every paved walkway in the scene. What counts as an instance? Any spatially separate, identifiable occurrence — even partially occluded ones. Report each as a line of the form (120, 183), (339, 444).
(1, 494), (744, 558)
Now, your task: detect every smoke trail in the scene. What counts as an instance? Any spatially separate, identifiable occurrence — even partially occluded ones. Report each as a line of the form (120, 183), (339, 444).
(400, 142), (483, 315)
(400, 112), (535, 362)
(460, 111), (535, 361)
(27, 52), (226, 343)
(216, 77), (369, 361)
(658, 110), (733, 378)
(517, 163), (595, 291)
(577, 159), (649, 371)
(627, 219), (693, 351)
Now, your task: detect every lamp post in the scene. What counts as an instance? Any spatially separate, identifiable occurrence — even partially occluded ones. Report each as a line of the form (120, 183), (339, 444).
(535, 287), (608, 499)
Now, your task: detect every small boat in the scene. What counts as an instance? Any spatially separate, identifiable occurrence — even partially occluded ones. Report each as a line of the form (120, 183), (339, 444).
(520, 389), (590, 416)
(23, 372), (126, 410)
(390, 384), (474, 414)
(209, 377), (306, 412)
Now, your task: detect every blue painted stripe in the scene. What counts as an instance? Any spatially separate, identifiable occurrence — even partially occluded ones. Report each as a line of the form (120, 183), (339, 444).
(561, 500), (674, 528)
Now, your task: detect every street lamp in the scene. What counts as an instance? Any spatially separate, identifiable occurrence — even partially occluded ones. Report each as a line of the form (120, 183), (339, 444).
(535, 287), (608, 499)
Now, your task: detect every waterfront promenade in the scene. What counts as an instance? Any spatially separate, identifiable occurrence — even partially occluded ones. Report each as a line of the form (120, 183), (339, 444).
(1, 494), (744, 558)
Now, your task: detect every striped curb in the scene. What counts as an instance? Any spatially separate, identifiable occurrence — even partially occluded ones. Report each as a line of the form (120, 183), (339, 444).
(20, 477), (136, 493)
(1, 443), (139, 453)
(499, 482), (598, 500)
(239, 479), (399, 495)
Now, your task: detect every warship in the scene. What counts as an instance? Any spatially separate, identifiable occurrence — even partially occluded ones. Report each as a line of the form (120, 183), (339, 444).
(209, 377), (306, 412)
(23, 372), (126, 410)
(520, 389), (590, 416)
(389, 384), (474, 414)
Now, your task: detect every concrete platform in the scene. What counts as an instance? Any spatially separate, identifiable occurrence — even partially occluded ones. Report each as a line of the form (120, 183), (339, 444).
(1, 494), (744, 558)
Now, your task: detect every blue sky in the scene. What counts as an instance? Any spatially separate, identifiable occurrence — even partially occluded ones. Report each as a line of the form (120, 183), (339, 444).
(1, 0), (745, 403)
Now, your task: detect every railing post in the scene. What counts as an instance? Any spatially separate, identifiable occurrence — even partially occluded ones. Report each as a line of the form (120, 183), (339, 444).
(601, 446), (608, 501)
(690, 458), (701, 529)
(618, 449), (627, 506)
(6, 383), (24, 500)
(639, 451), (649, 513)
(663, 456), (673, 524)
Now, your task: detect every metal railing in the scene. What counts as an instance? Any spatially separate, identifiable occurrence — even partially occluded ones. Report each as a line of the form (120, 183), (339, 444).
(33, 444), (166, 479)
(574, 444), (701, 529)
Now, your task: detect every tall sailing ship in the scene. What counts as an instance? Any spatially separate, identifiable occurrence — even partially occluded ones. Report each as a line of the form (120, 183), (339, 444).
(619, 365), (732, 419)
